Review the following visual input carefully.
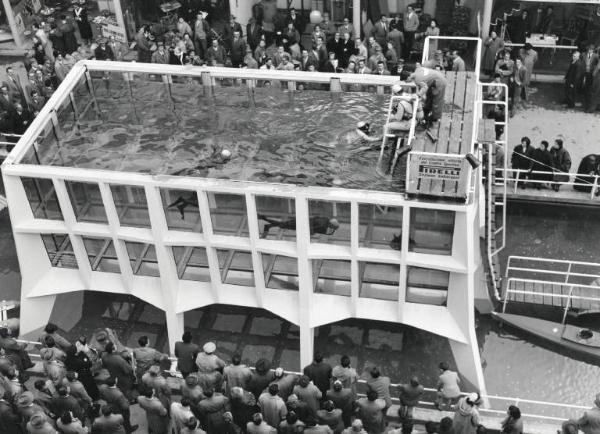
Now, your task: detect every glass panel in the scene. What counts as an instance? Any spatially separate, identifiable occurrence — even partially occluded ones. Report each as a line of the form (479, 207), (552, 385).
(66, 181), (108, 224)
(161, 189), (202, 232)
(359, 262), (399, 301)
(22, 177), (63, 220)
(409, 208), (455, 255)
(56, 99), (76, 133)
(308, 200), (350, 245)
(256, 196), (296, 241)
(82, 237), (120, 273)
(216, 249), (254, 286)
(41, 234), (78, 269)
(314, 259), (351, 296)
(124, 241), (160, 277)
(111, 185), (151, 228)
(173, 246), (210, 282)
(406, 267), (449, 306)
(209, 193), (249, 236)
(261, 253), (299, 291)
(359, 204), (403, 249)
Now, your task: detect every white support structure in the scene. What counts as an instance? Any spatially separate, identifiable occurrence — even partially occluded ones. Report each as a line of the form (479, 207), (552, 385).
(1, 60), (491, 395)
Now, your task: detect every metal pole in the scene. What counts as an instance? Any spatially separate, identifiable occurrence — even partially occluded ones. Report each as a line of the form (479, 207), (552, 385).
(112, 0), (127, 41)
(481, 0), (493, 39)
(352, 0), (361, 40)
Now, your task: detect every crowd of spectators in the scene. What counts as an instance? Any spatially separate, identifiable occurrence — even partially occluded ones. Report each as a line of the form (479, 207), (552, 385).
(0, 322), (535, 434)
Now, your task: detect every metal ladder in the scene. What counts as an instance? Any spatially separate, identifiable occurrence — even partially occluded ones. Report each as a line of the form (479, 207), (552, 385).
(478, 82), (509, 299)
(376, 95), (419, 178)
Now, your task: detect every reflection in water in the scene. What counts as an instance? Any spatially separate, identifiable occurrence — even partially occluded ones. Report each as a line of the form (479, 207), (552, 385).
(28, 76), (404, 191)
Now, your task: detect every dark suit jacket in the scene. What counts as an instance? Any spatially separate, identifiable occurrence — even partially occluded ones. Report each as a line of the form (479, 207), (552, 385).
(51, 395), (84, 421)
(565, 59), (585, 88)
(174, 341), (199, 374)
(94, 46), (115, 61)
(0, 400), (21, 434)
(246, 20), (263, 50)
(300, 55), (318, 71)
(99, 384), (129, 413)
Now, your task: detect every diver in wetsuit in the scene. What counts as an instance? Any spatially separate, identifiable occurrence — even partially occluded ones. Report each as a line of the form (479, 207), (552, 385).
(259, 215), (340, 238)
(169, 149), (232, 219)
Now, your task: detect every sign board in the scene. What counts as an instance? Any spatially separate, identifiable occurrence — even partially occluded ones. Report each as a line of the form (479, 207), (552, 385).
(101, 23), (127, 43)
(407, 152), (471, 199)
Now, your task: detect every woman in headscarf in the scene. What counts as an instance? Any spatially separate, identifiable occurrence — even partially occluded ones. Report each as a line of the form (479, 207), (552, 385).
(452, 393), (482, 434)
(194, 342), (225, 392)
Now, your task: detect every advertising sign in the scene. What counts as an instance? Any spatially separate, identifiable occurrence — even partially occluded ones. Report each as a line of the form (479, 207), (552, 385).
(101, 23), (127, 43)
(407, 152), (471, 199)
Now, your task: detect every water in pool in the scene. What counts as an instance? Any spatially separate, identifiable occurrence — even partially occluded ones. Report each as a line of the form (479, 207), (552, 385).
(28, 74), (404, 191)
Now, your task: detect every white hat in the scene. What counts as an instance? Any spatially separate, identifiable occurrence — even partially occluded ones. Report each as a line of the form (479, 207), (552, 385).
(221, 149), (231, 159)
(391, 83), (403, 94)
(203, 341), (216, 353)
(356, 121), (366, 129)
(274, 367), (284, 377)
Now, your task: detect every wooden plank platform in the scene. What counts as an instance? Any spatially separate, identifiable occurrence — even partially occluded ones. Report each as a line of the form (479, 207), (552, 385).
(477, 118), (496, 144)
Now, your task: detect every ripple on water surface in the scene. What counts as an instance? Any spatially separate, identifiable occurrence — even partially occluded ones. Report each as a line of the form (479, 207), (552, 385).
(33, 79), (404, 192)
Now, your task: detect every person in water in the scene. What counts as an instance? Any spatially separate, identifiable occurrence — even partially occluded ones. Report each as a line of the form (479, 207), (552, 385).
(337, 121), (382, 154)
(259, 215), (340, 238)
(169, 149), (232, 219)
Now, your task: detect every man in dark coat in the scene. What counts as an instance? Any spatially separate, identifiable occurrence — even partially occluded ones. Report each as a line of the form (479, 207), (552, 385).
(59, 16), (78, 54)
(94, 39), (115, 61)
(565, 50), (585, 108)
(99, 377), (137, 433)
(51, 385), (85, 422)
(574, 154), (600, 192)
(223, 15), (243, 52)
(303, 352), (332, 400)
(0, 390), (22, 434)
(511, 136), (536, 186)
(175, 331), (199, 378)
(230, 31), (247, 68)
(246, 18), (263, 52)
(529, 140), (554, 186)
(101, 342), (135, 401)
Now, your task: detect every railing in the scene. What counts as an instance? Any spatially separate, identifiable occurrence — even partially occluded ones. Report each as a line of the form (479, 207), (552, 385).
(17, 339), (587, 424)
(488, 168), (600, 200)
(503, 256), (600, 311)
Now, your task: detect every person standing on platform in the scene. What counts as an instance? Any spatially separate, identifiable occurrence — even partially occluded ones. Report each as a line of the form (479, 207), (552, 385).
(73, 3), (93, 45)
(269, 367), (297, 402)
(511, 57), (528, 117)
(58, 16), (78, 55)
(326, 381), (353, 428)
(482, 32), (504, 76)
(398, 376), (424, 421)
(451, 50), (466, 72)
(551, 138), (572, 192)
(564, 50), (584, 109)
(303, 352), (332, 400)
(421, 19), (440, 54)
(434, 361), (461, 410)
(355, 390), (386, 434)
(519, 43), (537, 92)
(33, 23), (55, 62)
(194, 13), (210, 61)
(495, 51), (515, 86)
(151, 42), (170, 64)
(138, 388), (170, 434)
(293, 375), (322, 416)
(135, 26), (152, 63)
(338, 18), (354, 40)
(195, 341), (225, 392)
(246, 17), (263, 53)
(583, 45), (599, 111)
(452, 393), (481, 434)
(92, 405), (127, 434)
(99, 377), (138, 433)
(501, 405), (524, 434)
(223, 353), (252, 398)
(366, 367), (392, 412)
(511, 136), (535, 187)
(403, 6), (419, 60)
(258, 384), (287, 428)
(101, 342), (135, 403)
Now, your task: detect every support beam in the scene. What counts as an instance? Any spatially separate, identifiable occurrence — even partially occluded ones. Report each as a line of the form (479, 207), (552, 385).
(1, 0), (23, 46)
(352, 0), (361, 40)
(449, 337), (487, 401)
(299, 324), (314, 369)
(19, 295), (57, 339)
(481, 0), (494, 39)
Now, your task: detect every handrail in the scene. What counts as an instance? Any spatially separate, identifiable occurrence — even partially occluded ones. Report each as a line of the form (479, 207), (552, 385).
(507, 255), (600, 271)
(506, 277), (600, 293)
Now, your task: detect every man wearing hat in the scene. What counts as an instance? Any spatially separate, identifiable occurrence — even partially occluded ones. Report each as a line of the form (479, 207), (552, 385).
(181, 374), (205, 406)
(341, 419), (367, 434)
(230, 30), (247, 68)
(194, 341), (225, 391)
(326, 381), (353, 427)
(92, 405), (127, 434)
(141, 364), (171, 410)
(269, 368), (297, 402)
(26, 411), (55, 434)
(16, 391), (46, 424)
(151, 42), (169, 65)
(577, 393), (600, 434)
